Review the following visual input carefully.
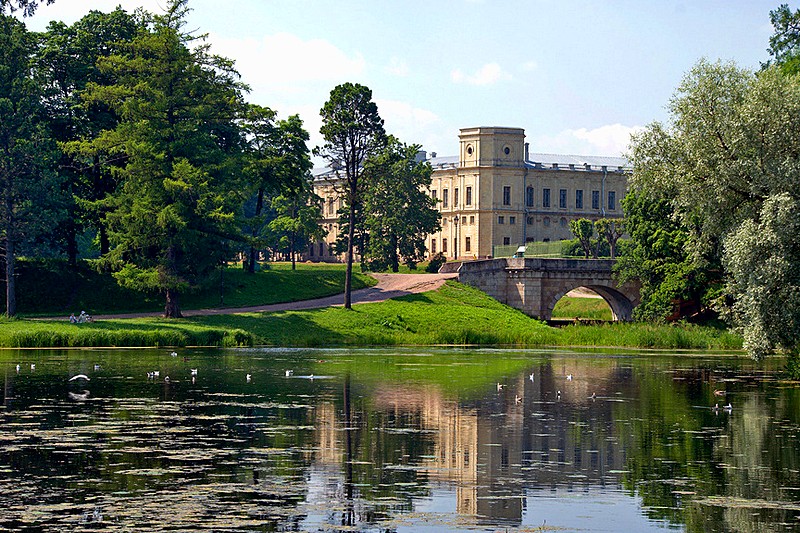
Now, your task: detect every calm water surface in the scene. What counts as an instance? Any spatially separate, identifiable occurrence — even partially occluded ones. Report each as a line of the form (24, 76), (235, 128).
(0, 347), (798, 532)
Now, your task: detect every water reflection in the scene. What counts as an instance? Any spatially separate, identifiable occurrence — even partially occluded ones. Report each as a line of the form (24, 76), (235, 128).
(0, 348), (797, 532)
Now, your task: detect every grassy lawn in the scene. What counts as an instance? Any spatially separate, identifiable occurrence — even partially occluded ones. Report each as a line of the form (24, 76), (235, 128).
(552, 296), (613, 320)
(7, 260), (375, 317)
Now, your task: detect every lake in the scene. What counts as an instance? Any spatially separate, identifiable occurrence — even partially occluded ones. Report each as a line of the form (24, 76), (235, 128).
(0, 347), (797, 532)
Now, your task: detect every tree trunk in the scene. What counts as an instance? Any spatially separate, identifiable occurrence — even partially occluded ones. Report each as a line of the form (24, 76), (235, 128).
(99, 222), (110, 256)
(290, 231), (296, 270)
(164, 287), (182, 318)
(248, 188), (265, 275)
(390, 233), (399, 272)
(66, 219), (78, 269)
(344, 198), (356, 309)
(5, 236), (15, 318)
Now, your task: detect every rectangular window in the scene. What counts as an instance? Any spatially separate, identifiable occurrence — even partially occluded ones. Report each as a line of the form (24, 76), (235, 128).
(576, 189), (584, 209)
(465, 236), (471, 252)
(431, 189), (437, 200)
(592, 190), (600, 210)
(526, 186), (534, 207)
(328, 197), (334, 216)
(543, 188), (551, 208)
(503, 237), (511, 245)
(431, 239), (436, 254)
(509, 216), (516, 225)
(442, 189), (449, 208)
(454, 187), (459, 206)
(442, 238), (448, 253)
(319, 242), (324, 256)
(466, 186), (473, 206)
(498, 215), (505, 224)
(559, 188), (567, 209)
(527, 216), (533, 225)
(503, 186), (511, 206)
(469, 215), (475, 225)
(461, 216), (467, 224)
(608, 191), (616, 210)
(310, 244), (315, 257)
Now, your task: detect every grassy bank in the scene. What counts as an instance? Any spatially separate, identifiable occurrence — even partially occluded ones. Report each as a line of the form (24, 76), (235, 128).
(6, 259), (375, 316)
(0, 282), (743, 351)
(552, 296), (613, 320)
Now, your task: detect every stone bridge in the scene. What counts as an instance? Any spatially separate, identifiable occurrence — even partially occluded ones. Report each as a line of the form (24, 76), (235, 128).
(456, 258), (640, 321)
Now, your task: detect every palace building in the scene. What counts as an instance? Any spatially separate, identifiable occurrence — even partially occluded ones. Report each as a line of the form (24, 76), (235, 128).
(310, 126), (629, 262)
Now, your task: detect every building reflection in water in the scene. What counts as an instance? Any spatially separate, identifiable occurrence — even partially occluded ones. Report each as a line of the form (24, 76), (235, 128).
(309, 360), (630, 525)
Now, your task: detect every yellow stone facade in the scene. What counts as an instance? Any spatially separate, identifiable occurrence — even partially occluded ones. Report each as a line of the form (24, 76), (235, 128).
(310, 126), (628, 261)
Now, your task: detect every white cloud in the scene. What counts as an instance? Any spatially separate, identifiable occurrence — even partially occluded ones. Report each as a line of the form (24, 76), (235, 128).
(532, 124), (643, 157)
(451, 63), (512, 86)
(374, 99), (448, 151)
(384, 57), (409, 77)
(208, 32), (365, 93)
(520, 60), (538, 72)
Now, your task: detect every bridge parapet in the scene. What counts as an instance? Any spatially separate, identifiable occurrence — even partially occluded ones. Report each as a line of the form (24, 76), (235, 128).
(457, 258), (640, 321)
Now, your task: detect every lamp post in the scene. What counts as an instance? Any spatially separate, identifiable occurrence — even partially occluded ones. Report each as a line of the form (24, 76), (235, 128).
(452, 215), (459, 260)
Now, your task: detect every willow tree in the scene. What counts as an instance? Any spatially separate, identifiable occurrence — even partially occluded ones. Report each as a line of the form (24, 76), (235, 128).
(315, 83), (385, 308)
(82, 0), (246, 317)
(626, 59), (800, 359)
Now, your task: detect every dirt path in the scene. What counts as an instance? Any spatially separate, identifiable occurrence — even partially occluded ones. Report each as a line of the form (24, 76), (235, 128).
(89, 273), (459, 320)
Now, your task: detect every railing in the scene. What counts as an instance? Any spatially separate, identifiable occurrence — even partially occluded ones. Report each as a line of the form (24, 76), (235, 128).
(492, 241), (565, 259)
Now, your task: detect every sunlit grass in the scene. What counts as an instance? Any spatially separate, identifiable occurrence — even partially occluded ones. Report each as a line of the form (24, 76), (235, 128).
(552, 296), (613, 320)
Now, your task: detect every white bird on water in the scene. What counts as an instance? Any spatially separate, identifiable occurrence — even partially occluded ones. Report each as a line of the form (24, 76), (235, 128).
(566, 374), (573, 381)
(497, 383), (504, 391)
(30, 364), (35, 371)
(285, 369), (293, 377)
(170, 351), (178, 357)
(529, 373), (534, 382)
(69, 374), (90, 382)
(191, 369), (198, 376)
(15, 364), (20, 373)
(246, 374), (252, 382)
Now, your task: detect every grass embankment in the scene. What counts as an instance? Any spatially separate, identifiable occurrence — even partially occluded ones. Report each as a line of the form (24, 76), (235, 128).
(1, 281), (739, 350)
(552, 296), (613, 321)
(7, 259), (375, 316)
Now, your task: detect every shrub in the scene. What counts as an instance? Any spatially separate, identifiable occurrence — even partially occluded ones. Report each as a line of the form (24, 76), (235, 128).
(425, 252), (446, 273)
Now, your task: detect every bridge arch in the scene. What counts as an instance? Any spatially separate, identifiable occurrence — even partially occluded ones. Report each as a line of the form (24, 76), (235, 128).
(456, 258), (641, 322)
(546, 284), (635, 322)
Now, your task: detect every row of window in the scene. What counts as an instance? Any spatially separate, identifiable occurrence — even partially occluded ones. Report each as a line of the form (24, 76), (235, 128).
(431, 236), (473, 255)
(432, 186), (617, 211)
(432, 186), (473, 208)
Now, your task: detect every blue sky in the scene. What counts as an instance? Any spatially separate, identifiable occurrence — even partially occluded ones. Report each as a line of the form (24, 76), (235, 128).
(22, 0), (791, 162)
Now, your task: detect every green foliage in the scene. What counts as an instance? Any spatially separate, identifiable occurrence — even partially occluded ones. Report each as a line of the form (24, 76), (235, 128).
(0, 15), (63, 316)
(425, 252), (446, 273)
(767, 4), (800, 75)
(362, 137), (440, 272)
(0, 0), (53, 16)
(39, 8), (143, 262)
(595, 218), (625, 258)
(626, 59), (800, 357)
(568, 218), (595, 258)
(315, 82), (386, 307)
(81, 0), (247, 317)
(723, 194), (800, 359)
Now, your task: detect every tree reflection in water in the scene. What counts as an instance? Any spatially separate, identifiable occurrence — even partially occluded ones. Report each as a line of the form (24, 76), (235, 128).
(0, 348), (796, 532)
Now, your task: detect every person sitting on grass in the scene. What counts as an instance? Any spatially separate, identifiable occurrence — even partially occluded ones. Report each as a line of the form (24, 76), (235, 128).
(69, 313), (77, 324)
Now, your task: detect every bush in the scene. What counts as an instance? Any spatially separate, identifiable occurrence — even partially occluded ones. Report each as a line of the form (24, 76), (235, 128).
(425, 252), (446, 273)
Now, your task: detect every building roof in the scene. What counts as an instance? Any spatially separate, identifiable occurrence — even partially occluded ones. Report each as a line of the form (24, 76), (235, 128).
(313, 151), (629, 179)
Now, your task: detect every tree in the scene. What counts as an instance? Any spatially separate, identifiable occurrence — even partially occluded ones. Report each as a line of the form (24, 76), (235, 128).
(268, 177), (324, 270)
(315, 83), (385, 308)
(626, 59), (800, 356)
(767, 4), (800, 75)
(82, 0), (246, 318)
(241, 111), (312, 273)
(361, 137), (440, 271)
(568, 218), (595, 259)
(595, 218), (625, 259)
(38, 8), (143, 264)
(0, 16), (62, 316)
(0, 0), (53, 16)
